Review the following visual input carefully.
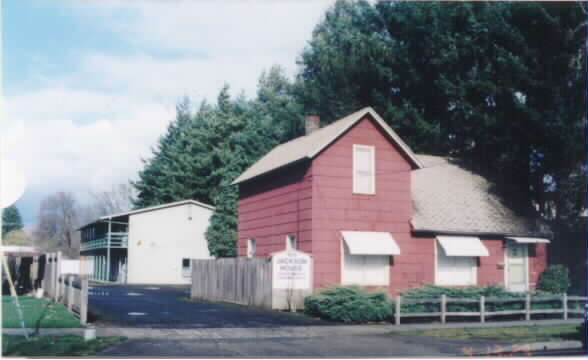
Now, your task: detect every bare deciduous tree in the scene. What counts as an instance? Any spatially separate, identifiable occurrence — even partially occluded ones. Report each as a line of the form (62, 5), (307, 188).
(33, 191), (79, 258)
(89, 183), (136, 216)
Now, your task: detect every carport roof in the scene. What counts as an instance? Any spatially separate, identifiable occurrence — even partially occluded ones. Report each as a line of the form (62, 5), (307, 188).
(77, 199), (214, 230)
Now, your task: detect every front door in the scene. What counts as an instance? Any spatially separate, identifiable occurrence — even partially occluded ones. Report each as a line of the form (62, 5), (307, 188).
(506, 242), (528, 292)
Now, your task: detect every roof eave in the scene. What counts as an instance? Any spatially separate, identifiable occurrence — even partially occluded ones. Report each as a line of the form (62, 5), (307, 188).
(411, 228), (553, 239)
(233, 107), (423, 186)
(232, 157), (311, 186)
(77, 199), (215, 231)
(306, 108), (423, 170)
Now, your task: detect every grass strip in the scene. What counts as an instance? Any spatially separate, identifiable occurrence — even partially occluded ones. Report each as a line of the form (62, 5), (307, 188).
(2, 296), (83, 328)
(394, 324), (581, 342)
(2, 335), (126, 356)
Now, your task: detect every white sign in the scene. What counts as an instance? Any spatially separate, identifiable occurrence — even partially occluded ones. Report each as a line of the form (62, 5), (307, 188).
(272, 250), (312, 290)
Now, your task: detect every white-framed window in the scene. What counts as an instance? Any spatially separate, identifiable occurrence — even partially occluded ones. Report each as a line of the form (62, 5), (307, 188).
(435, 242), (477, 286)
(342, 243), (389, 285)
(286, 234), (297, 251)
(353, 144), (376, 194)
(182, 258), (191, 278)
(247, 238), (256, 258)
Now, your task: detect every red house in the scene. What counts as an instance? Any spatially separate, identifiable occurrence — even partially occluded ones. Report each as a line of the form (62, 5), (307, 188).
(233, 107), (550, 295)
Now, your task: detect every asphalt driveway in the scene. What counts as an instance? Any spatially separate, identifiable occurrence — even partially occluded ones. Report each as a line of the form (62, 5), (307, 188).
(88, 283), (328, 329)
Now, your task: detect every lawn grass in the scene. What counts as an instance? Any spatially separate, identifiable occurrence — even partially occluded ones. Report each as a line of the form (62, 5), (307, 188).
(395, 324), (581, 342)
(2, 335), (126, 356)
(2, 296), (83, 328)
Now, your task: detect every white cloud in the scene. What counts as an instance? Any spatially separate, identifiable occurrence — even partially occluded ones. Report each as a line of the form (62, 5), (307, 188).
(71, 1), (331, 56)
(68, 1), (333, 97)
(6, 1), (334, 222)
(4, 88), (173, 193)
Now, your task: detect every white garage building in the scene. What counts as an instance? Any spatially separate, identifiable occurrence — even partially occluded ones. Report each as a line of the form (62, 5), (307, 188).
(79, 200), (214, 284)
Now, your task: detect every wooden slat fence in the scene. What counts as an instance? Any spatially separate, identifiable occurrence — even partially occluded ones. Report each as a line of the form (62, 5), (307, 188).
(394, 294), (587, 325)
(191, 258), (273, 308)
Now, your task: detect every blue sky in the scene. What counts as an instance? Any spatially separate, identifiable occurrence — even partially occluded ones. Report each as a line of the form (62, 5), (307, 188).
(3, 0), (333, 225)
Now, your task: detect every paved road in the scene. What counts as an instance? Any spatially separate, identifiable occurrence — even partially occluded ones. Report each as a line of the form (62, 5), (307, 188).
(88, 283), (327, 329)
(98, 332), (487, 357)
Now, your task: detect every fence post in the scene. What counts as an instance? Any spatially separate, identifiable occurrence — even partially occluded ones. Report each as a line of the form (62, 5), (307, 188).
(80, 276), (88, 325)
(67, 275), (74, 311)
(395, 296), (401, 325)
(525, 294), (531, 321)
(53, 253), (58, 299)
(563, 293), (568, 320)
(480, 296), (485, 323)
(51, 253), (57, 300)
(48, 253), (55, 299)
(441, 294), (447, 324)
(55, 252), (62, 301)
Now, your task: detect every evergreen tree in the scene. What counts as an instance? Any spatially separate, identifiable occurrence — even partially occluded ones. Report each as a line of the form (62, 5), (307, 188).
(256, 65), (305, 140)
(134, 69), (300, 257)
(2, 205), (23, 235)
(296, 0), (586, 221)
(133, 98), (211, 207)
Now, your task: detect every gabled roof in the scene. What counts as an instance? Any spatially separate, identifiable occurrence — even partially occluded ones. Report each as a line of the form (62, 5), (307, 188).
(412, 155), (549, 236)
(77, 199), (214, 230)
(1, 246), (43, 256)
(232, 107), (423, 185)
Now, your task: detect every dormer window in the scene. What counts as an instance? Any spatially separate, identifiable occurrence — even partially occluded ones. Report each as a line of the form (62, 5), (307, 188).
(353, 145), (375, 194)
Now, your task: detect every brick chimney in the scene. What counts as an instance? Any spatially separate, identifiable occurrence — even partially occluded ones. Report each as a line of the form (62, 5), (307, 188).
(305, 114), (320, 135)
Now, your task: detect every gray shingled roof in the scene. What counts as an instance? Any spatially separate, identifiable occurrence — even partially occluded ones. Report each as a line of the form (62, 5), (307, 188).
(412, 155), (546, 236)
(232, 107), (423, 184)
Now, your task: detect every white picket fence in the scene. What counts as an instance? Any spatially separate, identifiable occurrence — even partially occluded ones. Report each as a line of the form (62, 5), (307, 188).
(43, 252), (89, 324)
(55, 274), (89, 324)
(394, 294), (587, 325)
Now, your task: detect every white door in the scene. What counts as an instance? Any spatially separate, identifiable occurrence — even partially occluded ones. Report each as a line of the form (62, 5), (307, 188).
(506, 242), (528, 292)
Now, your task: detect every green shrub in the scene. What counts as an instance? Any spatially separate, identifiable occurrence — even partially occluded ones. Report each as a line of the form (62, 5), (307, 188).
(537, 265), (571, 294)
(398, 285), (563, 313)
(304, 286), (393, 323)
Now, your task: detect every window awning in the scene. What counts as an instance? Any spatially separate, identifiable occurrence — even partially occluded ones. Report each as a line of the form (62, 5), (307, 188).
(506, 237), (550, 244)
(436, 236), (489, 257)
(341, 231), (400, 255)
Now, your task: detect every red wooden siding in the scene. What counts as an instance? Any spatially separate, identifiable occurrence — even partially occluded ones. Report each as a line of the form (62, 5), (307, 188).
(478, 238), (506, 286)
(310, 116), (414, 290)
(237, 162), (313, 257)
(529, 243), (548, 287)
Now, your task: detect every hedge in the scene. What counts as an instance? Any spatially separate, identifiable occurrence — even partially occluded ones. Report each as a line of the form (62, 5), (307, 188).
(304, 284), (583, 323)
(398, 285), (580, 313)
